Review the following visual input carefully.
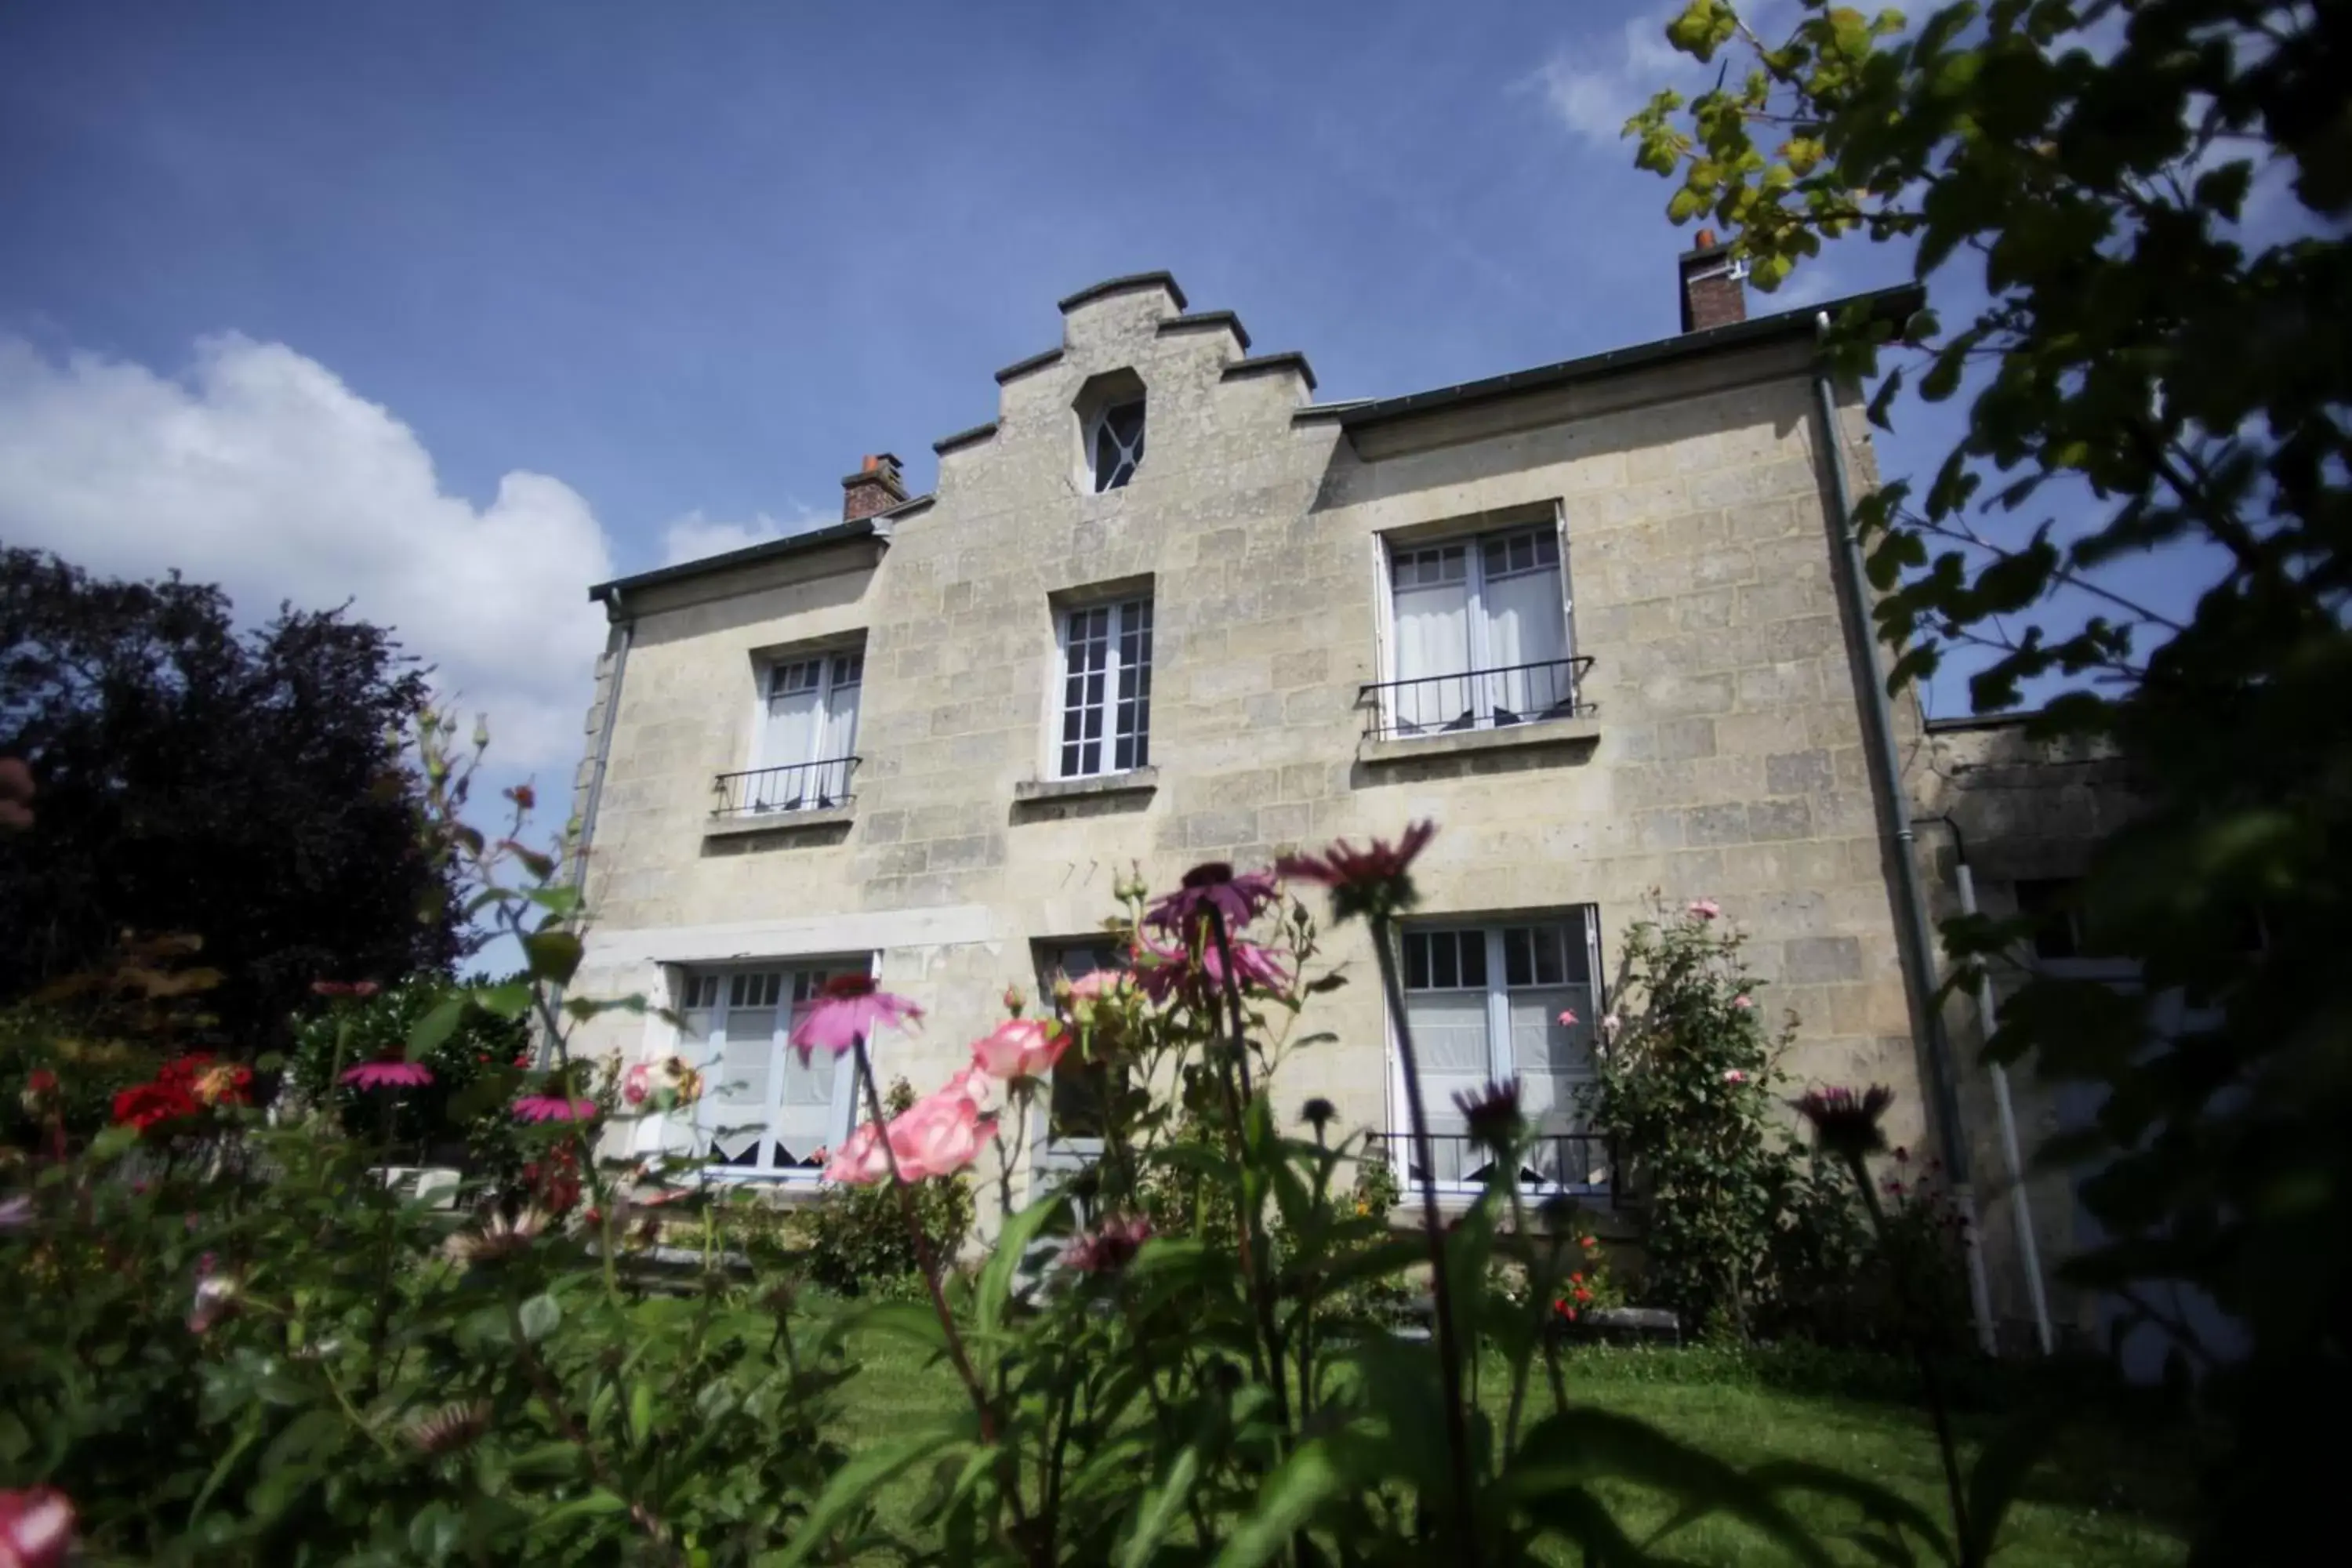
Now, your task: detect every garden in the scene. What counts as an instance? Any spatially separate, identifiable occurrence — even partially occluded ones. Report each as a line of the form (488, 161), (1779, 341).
(0, 715), (2204, 1566)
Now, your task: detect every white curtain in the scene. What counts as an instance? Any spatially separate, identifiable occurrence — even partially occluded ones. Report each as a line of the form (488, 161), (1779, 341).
(815, 678), (861, 804)
(758, 677), (820, 809)
(1482, 562), (1570, 723)
(1391, 576), (1472, 734)
(702, 1017), (773, 1163)
(1405, 989), (1493, 1184)
(771, 1047), (837, 1168)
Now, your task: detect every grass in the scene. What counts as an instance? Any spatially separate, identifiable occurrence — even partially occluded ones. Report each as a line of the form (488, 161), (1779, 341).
(819, 1318), (2194, 1566)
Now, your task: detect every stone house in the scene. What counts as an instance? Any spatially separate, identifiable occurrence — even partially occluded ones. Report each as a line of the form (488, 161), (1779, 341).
(561, 240), (2092, 1345)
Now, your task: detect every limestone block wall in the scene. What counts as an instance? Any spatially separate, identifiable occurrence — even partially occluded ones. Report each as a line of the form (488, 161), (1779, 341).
(564, 274), (1940, 1214)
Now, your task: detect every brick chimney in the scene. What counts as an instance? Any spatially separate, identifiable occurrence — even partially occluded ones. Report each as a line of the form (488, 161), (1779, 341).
(840, 453), (907, 522)
(1679, 229), (1748, 332)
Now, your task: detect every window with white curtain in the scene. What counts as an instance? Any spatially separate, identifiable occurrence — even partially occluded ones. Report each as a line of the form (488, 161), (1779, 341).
(753, 648), (862, 810)
(1056, 598), (1152, 779)
(1395, 911), (1608, 1192)
(1033, 942), (1127, 1162)
(680, 964), (866, 1180)
(1385, 524), (1573, 736)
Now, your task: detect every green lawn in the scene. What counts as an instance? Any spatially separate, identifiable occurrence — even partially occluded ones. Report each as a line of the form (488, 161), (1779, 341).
(823, 1327), (2193, 1566)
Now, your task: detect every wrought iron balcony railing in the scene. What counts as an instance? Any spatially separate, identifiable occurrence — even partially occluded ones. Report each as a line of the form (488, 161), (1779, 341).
(711, 757), (859, 817)
(1360, 655), (1595, 741)
(1365, 1130), (1615, 1196)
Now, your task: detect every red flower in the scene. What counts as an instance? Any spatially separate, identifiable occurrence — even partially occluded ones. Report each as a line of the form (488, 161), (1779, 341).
(111, 1081), (199, 1135)
(1552, 1298), (1577, 1322)
(1573, 1285), (1593, 1303)
(1276, 820), (1437, 924)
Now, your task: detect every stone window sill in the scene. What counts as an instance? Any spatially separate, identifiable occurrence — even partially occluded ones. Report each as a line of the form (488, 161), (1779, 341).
(1012, 767), (1159, 804)
(702, 804), (855, 839)
(1359, 717), (1600, 768)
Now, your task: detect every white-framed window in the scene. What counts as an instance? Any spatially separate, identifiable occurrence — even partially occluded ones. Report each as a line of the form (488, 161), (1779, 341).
(1391, 910), (1608, 1192)
(680, 963), (865, 1179)
(1056, 597), (1152, 779)
(1383, 523), (1575, 737)
(1033, 942), (1126, 1170)
(747, 648), (862, 811)
(1085, 398), (1146, 492)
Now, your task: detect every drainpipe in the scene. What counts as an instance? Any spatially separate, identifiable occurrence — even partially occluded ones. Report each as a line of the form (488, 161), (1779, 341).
(539, 590), (633, 1065)
(1812, 315), (1997, 1356)
(1937, 822), (2056, 1354)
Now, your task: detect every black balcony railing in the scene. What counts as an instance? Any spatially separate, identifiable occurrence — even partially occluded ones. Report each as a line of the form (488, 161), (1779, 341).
(712, 757), (859, 817)
(1366, 1130), (1615, 1196)
(1360, 655), (1595, 741)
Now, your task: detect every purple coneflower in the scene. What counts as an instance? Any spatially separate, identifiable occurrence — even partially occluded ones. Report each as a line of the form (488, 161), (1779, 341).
(342, 1058), (434, 1090)
(1792, 1084), (1895, 1161)
(512, 1094), (595, 1123)
(788, 974), (923, 1059)
(1276, 820), (1437, 924)
(1143, 862), (1280, 937)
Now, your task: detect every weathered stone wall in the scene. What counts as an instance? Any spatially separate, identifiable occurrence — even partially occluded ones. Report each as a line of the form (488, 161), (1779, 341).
(1905, 717), (2142, 1344)
(566, 274), (1936, 1219)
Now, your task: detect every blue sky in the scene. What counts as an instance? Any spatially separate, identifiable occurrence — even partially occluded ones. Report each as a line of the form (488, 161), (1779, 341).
(0, 0), (2235, 787)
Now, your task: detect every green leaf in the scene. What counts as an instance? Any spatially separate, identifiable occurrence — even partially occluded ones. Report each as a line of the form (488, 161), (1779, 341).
(1210, 1437), (1358, 1568)
(759, 1415), (978, 1567)
(1867, 366), (1905, 431)
(522, 930), (585, 985)
(1963, 1410), (2059, 1565)
(406, 995), (468, 1062)
(978, 1191), (1063, 1340)
(518, 1292), (561, 1341)
(471, 980), (535, 1020)
(1120, 1443), (1203, 1568)
(825, 1299), (949, 1359)
(531, 1489), (630, 1530)
(1505, 1410), (1835, 1567)
(627, 1381), (655, 1453)
(89, 1123), (140, 1162)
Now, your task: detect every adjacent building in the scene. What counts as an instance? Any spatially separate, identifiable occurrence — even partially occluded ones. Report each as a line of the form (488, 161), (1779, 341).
(561, 239), (2110, 1347)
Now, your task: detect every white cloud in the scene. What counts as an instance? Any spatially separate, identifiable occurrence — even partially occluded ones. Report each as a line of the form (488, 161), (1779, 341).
(0, 333), (615, 774)
(1533, 9), (1690, 146)
(659, 503), (825, 567)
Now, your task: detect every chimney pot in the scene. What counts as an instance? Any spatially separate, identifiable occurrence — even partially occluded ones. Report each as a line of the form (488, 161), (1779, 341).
(1678, 234), (1746, 334)
(841, 451), (908, 522)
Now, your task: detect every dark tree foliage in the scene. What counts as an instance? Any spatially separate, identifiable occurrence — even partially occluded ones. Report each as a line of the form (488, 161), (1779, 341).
(0, 546), (463, 1050)
(1631, 3), (2348, 1559)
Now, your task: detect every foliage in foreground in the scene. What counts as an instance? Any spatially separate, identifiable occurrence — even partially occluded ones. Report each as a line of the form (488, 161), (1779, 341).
(1627, 2), (2347, 1555)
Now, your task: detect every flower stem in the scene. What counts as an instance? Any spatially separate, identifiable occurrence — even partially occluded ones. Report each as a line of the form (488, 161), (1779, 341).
(1204, 905), (1292, 1434)
(1850, 1152), (1975, 1566)
(1371, 916), (1481, 1559)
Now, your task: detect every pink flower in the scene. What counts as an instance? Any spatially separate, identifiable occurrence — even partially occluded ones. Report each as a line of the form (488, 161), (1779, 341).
(512, 1094), (597, 1123)
(1731, 994), (1753, 1010)
(1599, 1014), (1621, 1040)
(886, 1087), (996, 1182)
(1144, 862), (1280, 938)
(1277, 820), (1437, 924)
(0, 1486), (75, 1568)
(1062, 1214), (1154, 1274)
(788, 974), (924, 1060)
(970, 1018), (1070, 1082)
(1065, 967), (1133, 1002)
(822, 1120), (893, 1185)
(310, 980), (380, 999)
(622, 1056), (704, 1110)
(1686, 899), (1721, 920)
(1555, 1008), (1578, 1027)
(1722, 1069), (1748, 1085)
(341, 1058), (434, 1090)
(1134, 932), (1290, 1004)
(941, 1065), (997, 1110)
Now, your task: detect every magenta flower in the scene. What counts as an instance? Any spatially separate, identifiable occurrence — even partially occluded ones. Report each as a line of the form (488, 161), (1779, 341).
(789, 974), (924, 1060)
(1277, 820), (1437, 924)
(513, 1094), (597, 1123)
(1144, 862), (1280, 938)
(1722, 1068), (1748, 1085)
(0, 1486), (75, 1568)
(1134, 932), (1289, 1004)
(341, 1058), (434, 1091)
(1686, 898), (1721, 920)
(1062, 1214), (1154, 1275)
(1555, 1007), (1578, 1027)
(1731, 994), (1754, 1010)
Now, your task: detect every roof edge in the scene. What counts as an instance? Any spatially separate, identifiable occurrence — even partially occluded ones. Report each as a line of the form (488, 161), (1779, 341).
(1057, 270), (1188, 314)
(993, 346), (1064, 385)
(1156, 309), (1252, 353)
(1222, 350), (1318, 394)
(587, 512), (903, 606)
(1337, 285), (1925, 432)
(931, 421), (998, 456)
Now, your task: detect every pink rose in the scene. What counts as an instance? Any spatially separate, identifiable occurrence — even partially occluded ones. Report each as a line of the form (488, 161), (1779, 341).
(1687, 899), (1721, 920)
(942, 1065), (996, 1110)
(887, 1087), (996, 1182)
(822, 1120), (892, 1185)
(1722, 1069), (1748, 1085)
(0, 1487), (74, 1568)
(970, 1018), (1069, 1083)
(1555, 1008), (1578, 1027)
(1731, 994), (1753, 1010)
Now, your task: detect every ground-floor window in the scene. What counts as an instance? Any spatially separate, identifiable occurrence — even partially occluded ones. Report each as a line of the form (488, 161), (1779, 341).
(1034, 941), (1127, 1174)
(677, 961), (867, 1179)
(1391, 910), (1608, 1192)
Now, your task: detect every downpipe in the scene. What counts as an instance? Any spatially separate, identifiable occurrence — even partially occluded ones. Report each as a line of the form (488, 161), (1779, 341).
(538, 590), (633, 1066)
(1813, 314), (1998, 1356)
